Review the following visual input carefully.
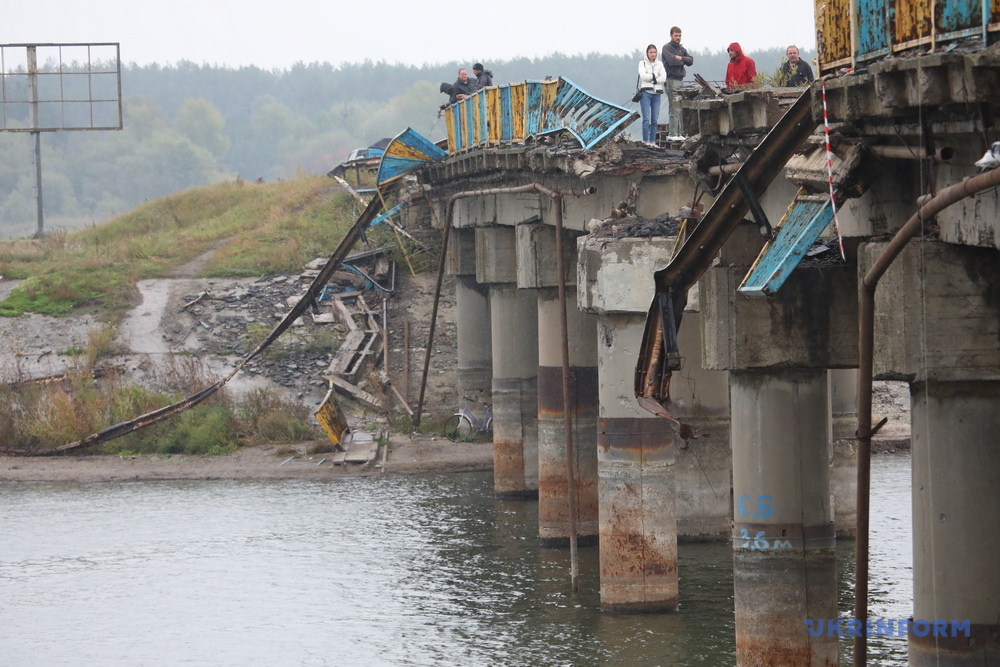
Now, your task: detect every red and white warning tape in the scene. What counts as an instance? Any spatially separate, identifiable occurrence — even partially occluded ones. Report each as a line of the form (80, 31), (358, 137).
(821, 79), (846, 261)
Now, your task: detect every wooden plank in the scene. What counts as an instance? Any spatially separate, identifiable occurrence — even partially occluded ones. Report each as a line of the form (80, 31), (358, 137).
(326, 374), (383, 411)
(330, 330), (369, 375)
(310, 311), (336, 324)
(332, 299), (358, 331)
(344, 439), (378, 464)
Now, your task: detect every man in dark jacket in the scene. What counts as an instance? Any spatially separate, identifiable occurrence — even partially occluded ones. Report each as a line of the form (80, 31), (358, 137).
(778, 45), (814, 86)
(661, 27), (693, 137)
(473, 63), (493, 88)
(438, 68), (479, 116)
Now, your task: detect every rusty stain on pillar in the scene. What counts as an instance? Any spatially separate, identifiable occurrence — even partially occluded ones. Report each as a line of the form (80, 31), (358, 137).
(598, 416), (678, 612)
(491, 284), (539, 499)
(536, 286), (599, 547)
(537, 364), (599, 546)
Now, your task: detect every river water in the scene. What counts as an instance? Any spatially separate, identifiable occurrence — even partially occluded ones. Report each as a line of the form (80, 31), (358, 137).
(0, 455), (911, 666)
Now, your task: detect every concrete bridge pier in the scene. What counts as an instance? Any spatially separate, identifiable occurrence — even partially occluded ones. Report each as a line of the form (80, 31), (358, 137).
(910, 380), (1000, 665)
(830, 369), (858, 538)
(730, 369), (838, 665)
(702, 224), (857, 665)
(517, 222), (599, 546)
(579, 235), (729, 611)
(478, 226), (539, 499)
(450, 229), (493, 399)
(863, 240), (1000, 665)
(536, 286), (599, 547)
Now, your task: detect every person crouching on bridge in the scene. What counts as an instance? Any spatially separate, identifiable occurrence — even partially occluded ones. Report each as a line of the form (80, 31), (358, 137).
(638, 44), (667, 146)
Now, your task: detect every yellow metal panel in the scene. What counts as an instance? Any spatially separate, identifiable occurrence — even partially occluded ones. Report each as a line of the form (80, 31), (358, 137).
(510, 82), (526, 143)
(314, 386), (350, 447)
(445, 106), (457, 155)
(486, 87), (501, 144)
(386, 140), (439, 162)
(472, 91), (483, 146)
(541, 78), (558, 121)
(892, 0), (933, 45)
(817, 0), (853, 72)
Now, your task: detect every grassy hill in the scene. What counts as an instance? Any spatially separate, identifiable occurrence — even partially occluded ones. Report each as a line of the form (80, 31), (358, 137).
(0, 175), (362, 319)
(0, 175), (404, 455)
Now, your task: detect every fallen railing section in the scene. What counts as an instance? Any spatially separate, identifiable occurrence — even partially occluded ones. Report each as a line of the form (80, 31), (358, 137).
(443, 77), (638, 155)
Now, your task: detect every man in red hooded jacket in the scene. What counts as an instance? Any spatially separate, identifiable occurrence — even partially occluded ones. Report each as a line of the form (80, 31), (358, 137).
(725, 42), (757, 90)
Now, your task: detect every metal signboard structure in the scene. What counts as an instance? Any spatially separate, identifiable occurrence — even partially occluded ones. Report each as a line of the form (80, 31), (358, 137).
(0, 43), (122, 237)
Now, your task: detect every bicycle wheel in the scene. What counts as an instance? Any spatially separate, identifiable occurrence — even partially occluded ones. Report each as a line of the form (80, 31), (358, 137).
(454, 415), (474, 442)
(443, 415), (463, 442)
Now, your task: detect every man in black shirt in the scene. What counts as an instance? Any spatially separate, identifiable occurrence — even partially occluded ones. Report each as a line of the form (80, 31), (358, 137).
(661, 27), (694, 138)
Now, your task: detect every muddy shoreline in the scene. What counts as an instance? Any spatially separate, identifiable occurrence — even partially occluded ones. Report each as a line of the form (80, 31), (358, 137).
(0, 436), (494, 483)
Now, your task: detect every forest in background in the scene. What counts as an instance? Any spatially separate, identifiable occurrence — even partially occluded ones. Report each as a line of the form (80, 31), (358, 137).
(0, 45), (811, 236)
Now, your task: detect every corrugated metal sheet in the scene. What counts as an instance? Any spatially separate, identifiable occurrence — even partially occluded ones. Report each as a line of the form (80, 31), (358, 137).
(440, 77), (638, 156)
(738, 192), (835, 297)
(819, 0), (1000, 73)
(817, 0), (853, 69)
(893, 0), (935, 45)
(375, 127), (447, 187)
(857, 0), (891, 60)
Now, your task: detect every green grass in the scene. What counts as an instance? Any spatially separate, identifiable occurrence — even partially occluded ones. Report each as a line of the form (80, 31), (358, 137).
(0, 175), (372, 456)
(0, 176), (356, 321)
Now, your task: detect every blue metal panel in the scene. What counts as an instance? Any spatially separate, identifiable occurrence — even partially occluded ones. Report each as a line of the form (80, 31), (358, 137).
(500, 86), (513, 144)
(375, 127), (447, 187)
(450, 111), (462, 152)
(525, 81), (543, 135)
(477, 92), (488, 146)
(368, 203), (404, 227)
(938, 0), (984, 32)
(463, 96), (475, 149)
(857, 0), (890, 60)
(738, 195), (835, 296)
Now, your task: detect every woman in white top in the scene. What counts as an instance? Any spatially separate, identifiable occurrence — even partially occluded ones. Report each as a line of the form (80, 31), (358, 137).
(637, 44), (667, 145)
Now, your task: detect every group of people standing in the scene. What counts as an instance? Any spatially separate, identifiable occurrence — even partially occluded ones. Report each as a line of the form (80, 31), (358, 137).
(438, 64), (494, 116)
(637, 33), (815, 146)
(637, 26), (693, 145)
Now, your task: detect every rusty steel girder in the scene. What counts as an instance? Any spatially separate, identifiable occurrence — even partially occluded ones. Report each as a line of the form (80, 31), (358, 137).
(634, 90), (818, 426)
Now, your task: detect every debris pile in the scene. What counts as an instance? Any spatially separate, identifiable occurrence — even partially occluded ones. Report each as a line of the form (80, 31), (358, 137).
(587, 212), (682, 239)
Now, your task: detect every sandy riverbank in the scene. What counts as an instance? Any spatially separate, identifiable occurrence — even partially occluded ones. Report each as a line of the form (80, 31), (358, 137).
(0, 435), (493, 483)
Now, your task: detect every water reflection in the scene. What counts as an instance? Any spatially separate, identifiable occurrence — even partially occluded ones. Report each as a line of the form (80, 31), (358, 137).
(0, 455), (910, 666)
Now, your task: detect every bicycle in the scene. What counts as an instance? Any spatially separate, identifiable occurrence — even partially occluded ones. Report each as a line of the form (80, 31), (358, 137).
(444, 396), (493, 442)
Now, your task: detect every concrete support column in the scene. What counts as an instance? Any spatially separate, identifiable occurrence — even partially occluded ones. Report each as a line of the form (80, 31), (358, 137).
(490, 284), (539, 499)
(829, 368), (858, 538)
(673, 306), (732, 541)
(910, 380), (1000, 665)
(536, 286), (599, 546)
(861, 240), (1000, 663)
(455, 276), (492, 399)
(730, 369), (838, 666)
(596, 312), (679, 612)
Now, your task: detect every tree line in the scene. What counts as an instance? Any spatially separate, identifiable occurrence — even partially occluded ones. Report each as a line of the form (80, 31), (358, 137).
(0, 45), (809, 236)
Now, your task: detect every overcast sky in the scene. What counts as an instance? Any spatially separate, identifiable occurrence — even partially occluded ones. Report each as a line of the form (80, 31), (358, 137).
(8, 0), (817, 70)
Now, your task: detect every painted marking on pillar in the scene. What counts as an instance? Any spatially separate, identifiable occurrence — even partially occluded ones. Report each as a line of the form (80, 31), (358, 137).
(737, 529), (794, 551)
(736, 494), (774, 519)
